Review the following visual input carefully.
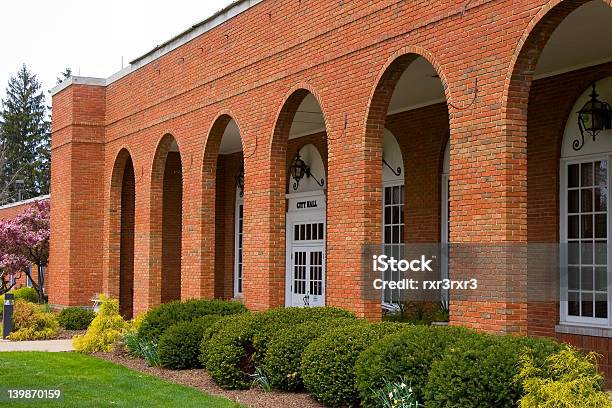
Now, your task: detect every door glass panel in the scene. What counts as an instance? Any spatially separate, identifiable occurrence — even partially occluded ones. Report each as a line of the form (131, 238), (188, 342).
(566, 160), (608, 320)
(309, 251), (323, 296)
(383, 184), (405, 304)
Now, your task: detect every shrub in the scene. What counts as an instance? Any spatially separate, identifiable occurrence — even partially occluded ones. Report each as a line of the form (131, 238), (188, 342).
(200, 307), (354, 390)
(423, 335), (564, 408)
(301, 322), (405, 407)
(138, 299), (246, 343)
(251, 307), (354, 364)
(57, 307), (96, 330)
(517, 347), (611, 408)
(73, 295), (129, 353)
(202, 312), (260, 389)
(262, 317), (356, 391)
(0, 287), (39, 305)
(158, 315), (222, 369)
(7, 300), (59, 340)
(355, 325), (481, 407)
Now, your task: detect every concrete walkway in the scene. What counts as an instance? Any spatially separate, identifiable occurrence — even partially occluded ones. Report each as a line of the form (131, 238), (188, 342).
(0, 339), (73, 352)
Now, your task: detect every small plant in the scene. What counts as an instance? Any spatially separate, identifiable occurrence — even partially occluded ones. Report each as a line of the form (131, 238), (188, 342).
(139, 339), (161, 367)
(73, 295), (129, 353)
(516, 347), (611, 408)
(249, 367), (272, 392)
(7, 299), (59, 340)
(375, 378), (420, 408)
(58, 307), (96, 330)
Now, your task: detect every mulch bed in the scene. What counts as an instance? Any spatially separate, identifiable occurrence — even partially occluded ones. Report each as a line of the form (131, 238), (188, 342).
(93, 349), (326, 408)
(55, 329), (85, 340)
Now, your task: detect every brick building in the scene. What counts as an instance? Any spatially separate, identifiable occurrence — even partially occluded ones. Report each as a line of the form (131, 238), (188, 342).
(49, 0), (612, 376)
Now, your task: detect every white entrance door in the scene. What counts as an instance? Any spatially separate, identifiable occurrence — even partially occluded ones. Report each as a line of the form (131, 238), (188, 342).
(290, 244), (325, 307)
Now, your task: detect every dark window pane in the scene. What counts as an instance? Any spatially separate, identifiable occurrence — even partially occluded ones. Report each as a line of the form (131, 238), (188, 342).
(393, 186), (400, 204)
(294, 225), (299, 241)
(568, 291), (579, 316)
(384, 207), (391, 224)
(595, 267), (607, 291)
(595, 241), (607, 265)
(568, 164), (579, 188)
(581, 215), (593, 238)
(568, 242), (579, 264)
(392, 207), (399, 224)
(384, 226), (392, 244)
(595, 214), (607, 239)
(595, 160), (607, 186)
(568, 190), (579, 213)
(581, 242), (593, 264)
(595, 187), (607, 212)
(582, 162), (594, 186)
(385, 187), (391, 205)
(595, 293), (607, 318)
(581, 266), (593, 291)
(568, 266), (579, 290)
(568, 215), (579, 239)
(582, 292), (594, 317)
(392, 226), (400, 243)
(581, 189), (593, 212)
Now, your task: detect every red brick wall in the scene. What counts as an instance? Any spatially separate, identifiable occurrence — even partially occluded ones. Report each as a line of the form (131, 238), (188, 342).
(51, 0), (612, 331)
(161, 152), (183, 303)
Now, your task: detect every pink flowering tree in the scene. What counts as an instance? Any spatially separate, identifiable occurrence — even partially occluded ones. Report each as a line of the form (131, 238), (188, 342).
(0, 200), (50, 302)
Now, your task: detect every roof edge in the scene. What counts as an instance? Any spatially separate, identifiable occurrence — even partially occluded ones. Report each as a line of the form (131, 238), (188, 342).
(50, 0), (263, 96)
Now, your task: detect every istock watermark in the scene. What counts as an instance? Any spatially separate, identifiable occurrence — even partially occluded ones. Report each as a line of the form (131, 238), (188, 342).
(361, 244), (566, 303)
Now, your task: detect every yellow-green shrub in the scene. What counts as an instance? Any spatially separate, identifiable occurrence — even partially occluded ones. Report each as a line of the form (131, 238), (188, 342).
(73, 295), (128, 353)
(517, 347), (611, 408)
(7, 299), (59, 340)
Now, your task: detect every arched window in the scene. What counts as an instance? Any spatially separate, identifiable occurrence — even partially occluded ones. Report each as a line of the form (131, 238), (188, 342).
(560, 77), (612, 325)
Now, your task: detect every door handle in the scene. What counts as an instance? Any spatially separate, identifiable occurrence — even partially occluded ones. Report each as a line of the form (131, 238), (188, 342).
(303, 294), (310, 306)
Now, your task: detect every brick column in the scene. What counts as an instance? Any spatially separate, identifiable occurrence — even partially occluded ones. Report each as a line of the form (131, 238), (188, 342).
(49, 80), (106, 307)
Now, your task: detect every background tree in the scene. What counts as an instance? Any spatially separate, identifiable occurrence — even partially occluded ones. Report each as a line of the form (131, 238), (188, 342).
(0, 200), (50, 302)
(56, 67), (72, 85)
(0, 64), (51, 205)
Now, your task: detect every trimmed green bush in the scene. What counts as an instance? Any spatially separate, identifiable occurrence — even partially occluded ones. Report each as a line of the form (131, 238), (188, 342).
(201, 307), (355, 390)
(423, 335), (564, 408)
(201, 313), (260, 389)
(0, 287), (39, 305)
(251, 307), (354, 364)
(263, 318), (357, 391)
(158, 315), (222, 369)
(57, 307), (96, 330)
(301, 322), (405, 407)
(517, 346), (610, 407)
(355, 325), (482, 407)
(138, 299), (246, 343)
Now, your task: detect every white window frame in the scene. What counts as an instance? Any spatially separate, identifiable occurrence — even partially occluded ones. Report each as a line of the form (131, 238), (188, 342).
(382, 180), (405, 305)
(233, 189), (244, 298)
(560, 154), (612, 327)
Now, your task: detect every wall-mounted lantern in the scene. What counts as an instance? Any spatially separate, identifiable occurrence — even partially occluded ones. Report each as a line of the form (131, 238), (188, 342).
(235, 166), (244, 197)
(290, 152), (324, 191)
(574, 82), (612, 151)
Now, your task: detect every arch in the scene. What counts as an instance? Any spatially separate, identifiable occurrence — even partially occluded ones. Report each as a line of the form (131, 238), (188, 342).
(262, 84), (330, 309)
(150, 133), (184, 305)
(364, 46), (452, 141)
(198, 112), (246, 300)
(108, 147), (136, 318)
(501, 0), (610, 130)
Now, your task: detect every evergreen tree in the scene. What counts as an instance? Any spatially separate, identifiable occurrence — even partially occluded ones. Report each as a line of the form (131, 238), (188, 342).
(0, 64), (51, 204)
(56, 67), (72, 85)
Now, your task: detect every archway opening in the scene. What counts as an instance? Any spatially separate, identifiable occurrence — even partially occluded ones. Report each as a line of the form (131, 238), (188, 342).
(215, 117), (244, 299)
(508, 0), (612, 338)
(366, 54), (450, 319)
(109, 149), (136, 319)
(119, 156), (135, 318)
(161, 139), (183, 303)
(271, 90), (328, 308)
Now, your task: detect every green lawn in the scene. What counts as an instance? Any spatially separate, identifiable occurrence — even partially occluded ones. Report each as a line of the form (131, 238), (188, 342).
(0, 352), (243, 407)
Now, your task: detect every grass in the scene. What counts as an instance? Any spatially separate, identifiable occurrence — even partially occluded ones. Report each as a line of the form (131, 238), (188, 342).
(0, 352), (243, 407)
